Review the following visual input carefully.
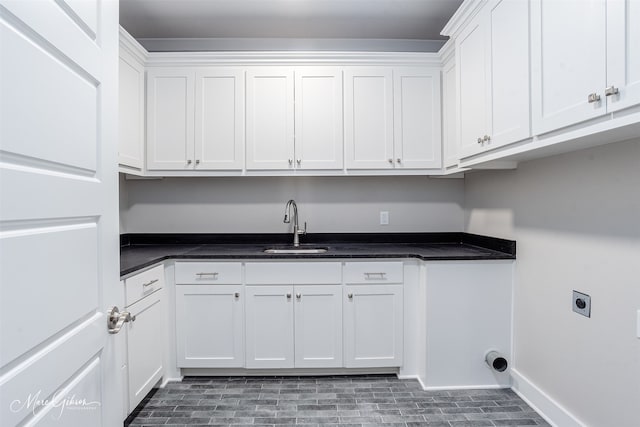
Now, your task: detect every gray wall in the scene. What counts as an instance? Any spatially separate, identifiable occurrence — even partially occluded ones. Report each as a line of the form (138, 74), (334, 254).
(464, 139), (640, 427)
(120, 176), (465, 233)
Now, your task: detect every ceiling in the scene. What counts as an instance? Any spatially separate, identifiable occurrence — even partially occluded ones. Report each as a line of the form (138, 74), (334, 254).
(119, 0), (463, 51)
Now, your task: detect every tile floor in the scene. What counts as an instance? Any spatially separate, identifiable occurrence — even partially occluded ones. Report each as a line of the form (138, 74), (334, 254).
(126, 375), (550, 427)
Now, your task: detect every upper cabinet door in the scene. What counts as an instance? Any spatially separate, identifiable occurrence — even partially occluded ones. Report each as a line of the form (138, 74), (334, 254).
(488, 0), (530, 149)
(246, 68), (295, 170)
(457, 16), (489, 158)
(194, 68), (244, 170)
(606, 0), (640, 113)
(344, 67), (394, 169)
(294, 67), (344, 170)
(146, 68), (195, 170)
(393, 68), (442, 169)
(118, 49), (144, 172)
(531, 0), (607, 135)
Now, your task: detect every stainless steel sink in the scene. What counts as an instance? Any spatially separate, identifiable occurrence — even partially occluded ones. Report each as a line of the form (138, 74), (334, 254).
(263, 247), (328, 254)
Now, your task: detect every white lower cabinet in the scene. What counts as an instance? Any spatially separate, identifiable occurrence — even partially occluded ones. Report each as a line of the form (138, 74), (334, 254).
(175, 262), (244, 368)
(343, 284), (404, 368)
(126, 288), (164, 411)
(123, 266), (165, 413)
(175, 285), (244, 367)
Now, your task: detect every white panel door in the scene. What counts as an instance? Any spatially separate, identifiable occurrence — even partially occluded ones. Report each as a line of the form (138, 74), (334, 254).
(176, 285), (244, 368)
(531, 0), (607, 134)
(457, 15), (489, 158)
(146, 68), (195, 170)
(294, 285), (343, 368)
(344, 67), (394, 169)
(393, 68), (442, 169)
(245, 286), (294, 368)
(606, 0), (640, 113)
(246, 68), (295, 170)
(0, 1), (121, 425)
(195, 68), (245, 170)
(118, 49), (144, 172)
(343, 285), (403, 368)
(294, 67), (344, 170)
(488, 0), (531, 149)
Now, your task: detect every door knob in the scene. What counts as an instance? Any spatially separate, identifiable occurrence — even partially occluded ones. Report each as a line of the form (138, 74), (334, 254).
(107, 306), (133, 334)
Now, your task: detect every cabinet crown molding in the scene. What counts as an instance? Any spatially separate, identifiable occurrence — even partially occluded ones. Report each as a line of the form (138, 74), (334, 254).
(144, 51), (442, 68)
(441, 0), (486, 38)
(120, 26), (148, 64)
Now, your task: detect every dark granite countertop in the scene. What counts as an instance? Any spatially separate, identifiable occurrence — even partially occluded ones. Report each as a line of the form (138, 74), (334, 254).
(120, 233), (516, 277)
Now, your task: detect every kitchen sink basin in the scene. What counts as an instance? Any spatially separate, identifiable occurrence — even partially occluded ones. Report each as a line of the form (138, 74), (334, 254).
(263, 247), (328, 254)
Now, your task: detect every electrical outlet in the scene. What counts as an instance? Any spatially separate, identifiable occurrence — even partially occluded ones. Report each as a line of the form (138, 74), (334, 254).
(380, 211), (389, 225)
(572, 290), (591, 317)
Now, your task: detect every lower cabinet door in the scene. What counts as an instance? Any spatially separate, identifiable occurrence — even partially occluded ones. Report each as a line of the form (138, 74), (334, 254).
(175, 285), (244, 368)
(127, 289), (164, 411)
(343, 285), (403, 368)
(294, 285), (343, 368)
(245, 286), (294, 368)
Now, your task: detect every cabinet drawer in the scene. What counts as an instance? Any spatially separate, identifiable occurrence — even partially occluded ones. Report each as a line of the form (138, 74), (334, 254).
(245, 262), (342, 285)
(125, 264), (165, 307)
(343, 262), (403, 284)
(175, 262), (241, 284)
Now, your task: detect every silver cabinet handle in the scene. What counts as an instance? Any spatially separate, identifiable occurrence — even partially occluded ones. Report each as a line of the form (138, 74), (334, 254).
(234, 292), (240, 298)
(195, 159), (200, 165)
(588, 93), (601, 103)
(288, 158), (293, 165)
(196, 272), (218, 279)
(388, 158), (393, 163)
(477, 137), (483, 145)
(483, 135), (491, 142)
(296, 159), (301, 165)
(296, 293), (301, 299)
(605, 85), (619, 96)
(396, 158), (401, 164)
(107, 306), (132, 334)
(142, 279), (159, 288)
(348, 293), (353, 299)
(286, 293), (292, 299)
(187, 159), (192, 165)
(364, 272), (387, 280)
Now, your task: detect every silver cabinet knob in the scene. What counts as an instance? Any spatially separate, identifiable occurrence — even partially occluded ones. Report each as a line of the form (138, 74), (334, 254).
(288, 159), (293, 165)
(296, 159), (301, 165)
(483, 135), (491, 142)
(588, 93), (601, 103)
(348, 293), (353, 299)
(477, 137), (483, 145)
(234, 292), (240, 298)
(605, 85), (619, 96)
(187, 159), (192, 165)
(286, 293), (292, 299)
(296, 293), (301, 299)
(195, 159), (200, 165)
(388, 158), (393, 163)
(396, 158), (401, 164)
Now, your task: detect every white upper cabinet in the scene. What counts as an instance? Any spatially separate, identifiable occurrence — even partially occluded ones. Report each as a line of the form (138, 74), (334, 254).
(195, 68), (245, 170)
(246, 67), (344, 170)
(147, 67), (244, 171)
(118, 44), (145, 173)
(146, 68), (195, 170)
(606, 0), (640, 113)
(532, 0), (640, 134)
(457, 0), (530, 158)
(246, 68), (295, 170)
(393, 68), (442, 169)
(442, 47), (458, 169)
(294, 67), (344, 170)
(344, 67), (395, 169)
(345, 67), (441, 170)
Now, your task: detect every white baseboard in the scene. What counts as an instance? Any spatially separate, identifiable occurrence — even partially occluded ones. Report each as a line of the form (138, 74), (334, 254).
(511, 368), (585, 427)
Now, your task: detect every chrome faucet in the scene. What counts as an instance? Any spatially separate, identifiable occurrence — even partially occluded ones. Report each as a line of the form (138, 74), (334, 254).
(283, 199), (307, 247)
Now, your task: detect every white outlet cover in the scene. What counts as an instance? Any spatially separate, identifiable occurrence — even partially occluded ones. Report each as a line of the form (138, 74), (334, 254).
(380, 211), (389, 225)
